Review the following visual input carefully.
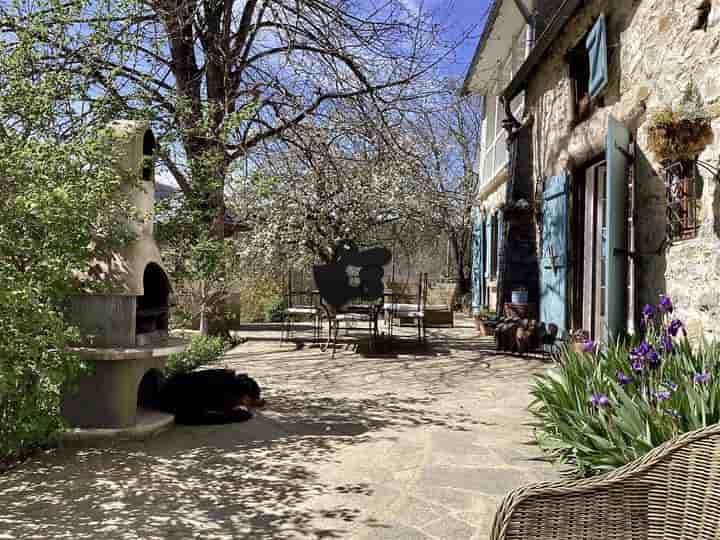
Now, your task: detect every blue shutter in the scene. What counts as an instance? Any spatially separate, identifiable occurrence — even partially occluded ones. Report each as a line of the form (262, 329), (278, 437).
(540, 172), (569, 338)
(604, 115), (630, 341)
(485, 217), (493, 281)
(471, 215), (485, 315)
(497, 211), (505, 258)
(587, 14), (608, 99)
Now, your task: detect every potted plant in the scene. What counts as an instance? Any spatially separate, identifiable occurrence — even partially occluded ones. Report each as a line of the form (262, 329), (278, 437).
(570, 329), (591, 353)
(646, 83), (715, 162)
(474, 309), (494, 336)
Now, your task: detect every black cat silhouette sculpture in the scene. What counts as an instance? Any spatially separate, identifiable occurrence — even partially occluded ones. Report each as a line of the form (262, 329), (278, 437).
(313, 240), (392, 310)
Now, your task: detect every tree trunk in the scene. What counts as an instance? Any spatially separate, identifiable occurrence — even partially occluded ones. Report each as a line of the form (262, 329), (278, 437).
(449, 230), (470, 296)
(199, 304), (209, 336)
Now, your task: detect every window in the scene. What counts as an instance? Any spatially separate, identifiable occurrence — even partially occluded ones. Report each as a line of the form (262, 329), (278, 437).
(666, 159), (702, 241)
(568, 15), (608, 125)
(568, 40), (593, 123)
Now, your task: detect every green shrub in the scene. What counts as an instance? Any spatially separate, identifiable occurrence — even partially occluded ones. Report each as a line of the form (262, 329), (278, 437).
(265, 295), (288, 322)
(164, 335), (226, 377)
(531, 296), (720, 477)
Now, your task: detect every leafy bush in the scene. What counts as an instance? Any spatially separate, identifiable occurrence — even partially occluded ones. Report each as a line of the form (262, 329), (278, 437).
(0, 38), (134, 464)
(164, 335), (227, 377)
(531, 296), (720, 477)
(265, 295), (288, 322)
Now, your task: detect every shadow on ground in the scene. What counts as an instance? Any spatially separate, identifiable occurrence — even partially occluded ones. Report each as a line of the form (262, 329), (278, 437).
(0, 380), (479, 539)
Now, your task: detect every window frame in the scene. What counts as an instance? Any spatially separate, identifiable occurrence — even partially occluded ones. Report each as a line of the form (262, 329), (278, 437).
(666, 159), (702, 242)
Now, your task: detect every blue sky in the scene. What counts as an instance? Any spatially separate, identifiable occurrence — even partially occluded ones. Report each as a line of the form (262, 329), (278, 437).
(415, 0), (492, 79)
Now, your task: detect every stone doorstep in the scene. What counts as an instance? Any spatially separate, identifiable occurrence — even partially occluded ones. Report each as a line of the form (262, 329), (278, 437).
(59, 409), (174, 448)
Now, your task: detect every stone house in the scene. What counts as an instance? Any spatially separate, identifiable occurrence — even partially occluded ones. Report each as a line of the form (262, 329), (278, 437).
(465, 0), (720, 342)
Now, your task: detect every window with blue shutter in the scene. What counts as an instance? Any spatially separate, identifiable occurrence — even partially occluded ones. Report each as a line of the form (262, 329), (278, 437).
(587, 14), (608, 100)
(471, 215), (485, 315)
(568, 14), (608, 123)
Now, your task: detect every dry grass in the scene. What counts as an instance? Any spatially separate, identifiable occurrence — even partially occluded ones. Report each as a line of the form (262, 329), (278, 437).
(647, 109), (714, 161)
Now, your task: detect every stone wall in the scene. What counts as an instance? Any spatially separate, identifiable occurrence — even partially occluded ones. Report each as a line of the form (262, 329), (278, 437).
(524, 0), (720, 340)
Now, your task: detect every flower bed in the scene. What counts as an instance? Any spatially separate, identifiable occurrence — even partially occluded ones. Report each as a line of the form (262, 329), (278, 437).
(530, 296), (720, 477)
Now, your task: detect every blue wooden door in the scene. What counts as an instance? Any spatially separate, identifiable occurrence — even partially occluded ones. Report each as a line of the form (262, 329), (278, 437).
(604, 116), (630, 341)
(540, 172), (569, 337)
(471, 214), (485, 315)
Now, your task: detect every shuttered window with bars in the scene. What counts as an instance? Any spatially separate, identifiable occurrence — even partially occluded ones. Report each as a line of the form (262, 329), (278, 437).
(666, 159), (702, 241)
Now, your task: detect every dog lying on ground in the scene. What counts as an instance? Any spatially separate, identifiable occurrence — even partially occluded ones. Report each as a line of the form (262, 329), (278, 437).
(159, 369), (265, 425)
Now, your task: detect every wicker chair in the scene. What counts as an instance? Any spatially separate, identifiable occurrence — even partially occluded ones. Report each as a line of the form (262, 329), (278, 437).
(490, 423), (720, 540)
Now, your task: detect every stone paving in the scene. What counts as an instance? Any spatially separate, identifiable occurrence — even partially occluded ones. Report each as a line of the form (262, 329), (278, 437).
(0, 317), (559, 539)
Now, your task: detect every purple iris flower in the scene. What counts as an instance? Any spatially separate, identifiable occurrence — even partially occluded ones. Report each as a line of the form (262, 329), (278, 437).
(583, 340), (596, 353)
(661, 334), (673, 354)
(668, 382), (678, 392)
(648, 350), (661, 370)
(693, 372), (711, 384)
(617, 372), (633, 386)
(631, 341), (650, 359)
(590, 393), (610, 408)
(654, 391), (671, 402)
(631, 359), (645, 374)
(658, 295), (674, 313)
(642, 304), (655, 320)
(668, 319), (685, 337)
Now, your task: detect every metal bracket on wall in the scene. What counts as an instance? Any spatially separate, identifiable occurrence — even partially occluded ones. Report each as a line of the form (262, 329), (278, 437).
(613, 239), (667, 258)
(616, 143), (635, 162)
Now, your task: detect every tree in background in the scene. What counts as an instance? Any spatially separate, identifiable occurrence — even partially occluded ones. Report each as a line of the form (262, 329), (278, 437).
(0, 0), (452, 237)
(0, 35), (133, 462)
(232, 103), (432, 268)
(400, 79), (483, 295)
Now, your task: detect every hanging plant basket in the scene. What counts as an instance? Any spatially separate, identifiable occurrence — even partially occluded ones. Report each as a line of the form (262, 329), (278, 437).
(646, 110), (714, 162)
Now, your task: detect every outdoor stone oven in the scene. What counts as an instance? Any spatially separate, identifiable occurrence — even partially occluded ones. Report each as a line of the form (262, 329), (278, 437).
(61, 120), (186, 430)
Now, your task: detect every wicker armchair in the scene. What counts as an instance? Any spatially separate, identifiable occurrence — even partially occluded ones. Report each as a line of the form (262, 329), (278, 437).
(491, 423), (720, 540)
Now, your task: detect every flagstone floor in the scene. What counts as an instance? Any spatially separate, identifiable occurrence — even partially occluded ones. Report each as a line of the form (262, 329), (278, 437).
(0, 317), (558, 540)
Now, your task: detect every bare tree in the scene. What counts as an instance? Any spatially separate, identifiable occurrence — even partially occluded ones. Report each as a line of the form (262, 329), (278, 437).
(0, 0), (449, 236)
(233, 102), (431, 265)
(400, 79), (483, 295)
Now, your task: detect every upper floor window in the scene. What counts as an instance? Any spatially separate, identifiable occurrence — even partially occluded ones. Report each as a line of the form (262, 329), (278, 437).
(666, 159), (702, 241)
(568, 14), (608, 125)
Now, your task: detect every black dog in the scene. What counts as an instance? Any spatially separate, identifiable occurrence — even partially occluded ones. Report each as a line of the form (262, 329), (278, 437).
(159, 369), (264, 425)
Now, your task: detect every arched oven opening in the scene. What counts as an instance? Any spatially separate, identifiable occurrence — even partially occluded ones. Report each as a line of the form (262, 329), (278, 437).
(137, 368), (165, 411)
(136, 263), (170, 345)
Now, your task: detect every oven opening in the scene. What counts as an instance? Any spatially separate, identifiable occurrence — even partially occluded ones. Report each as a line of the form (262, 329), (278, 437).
(137, 368), (165, 411)
(142, 130), (156, 182)
(136, 263), (170, 344)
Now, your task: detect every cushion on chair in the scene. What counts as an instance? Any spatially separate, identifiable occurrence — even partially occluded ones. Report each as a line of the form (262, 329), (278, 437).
(285, 307), (318, 315)
(335, 313), (371, 321)
(384, 303), (421, 313)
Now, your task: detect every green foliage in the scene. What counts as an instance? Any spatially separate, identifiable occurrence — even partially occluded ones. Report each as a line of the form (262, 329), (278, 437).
(531, 300), (720, 477)
(265, 295), (288, 323)
(164, 335), (226, 377)
(0, 32), (132, 461)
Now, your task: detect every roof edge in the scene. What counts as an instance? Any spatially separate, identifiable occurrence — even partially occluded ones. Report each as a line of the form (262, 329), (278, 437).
(502, 0), (583, 102)
(460, 0), (505, 97)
